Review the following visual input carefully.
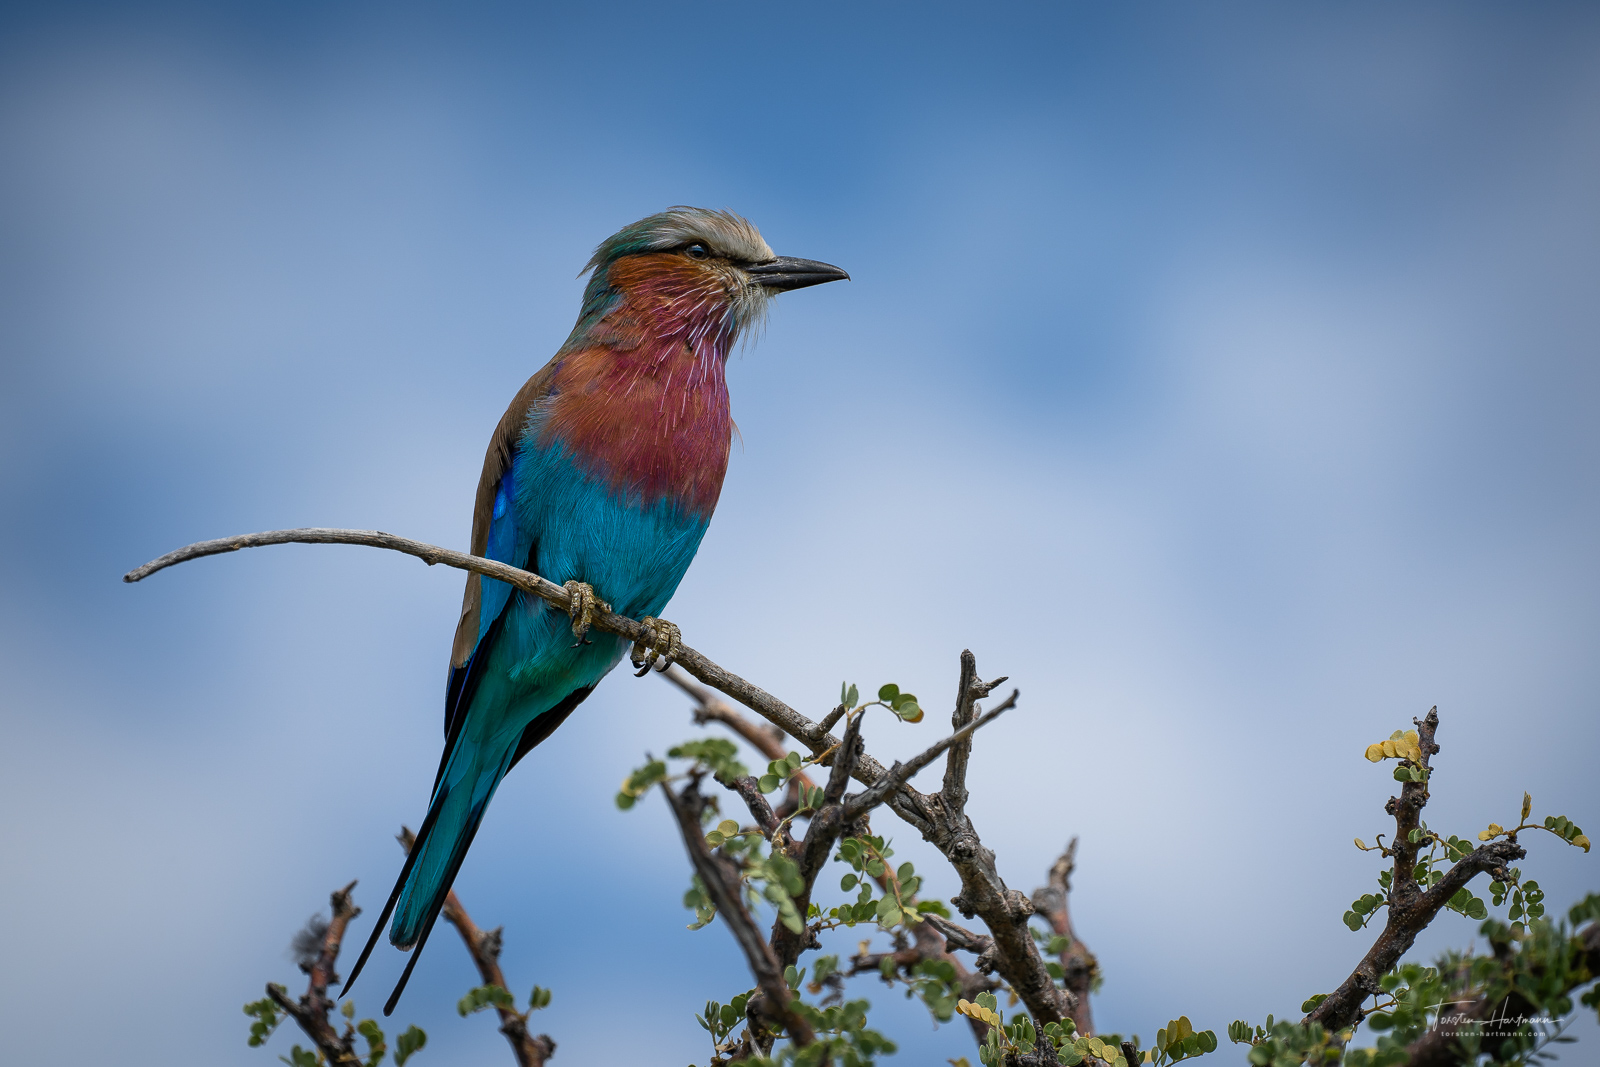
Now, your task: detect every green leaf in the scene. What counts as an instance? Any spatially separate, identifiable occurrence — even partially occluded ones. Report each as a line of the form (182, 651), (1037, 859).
(357, 1018), (387, 1067)
(394, 1025), (426, 1066)
(758, 774), (781, 794)
(457, 985), (514, 1017)
(841, 873), (858, 891)
(878, 683), (900, 703)
(529, 986), (552, 1010)
(846, 683), (859, 708)
(280, 1046), (320, 1067)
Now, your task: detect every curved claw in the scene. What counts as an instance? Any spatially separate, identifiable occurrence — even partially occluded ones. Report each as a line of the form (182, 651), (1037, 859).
(563, 580), (609, 646)
(631, 617), (682, 676)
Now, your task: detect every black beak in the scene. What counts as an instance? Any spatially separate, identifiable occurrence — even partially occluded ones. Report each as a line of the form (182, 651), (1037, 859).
(744, 256), (850, 292)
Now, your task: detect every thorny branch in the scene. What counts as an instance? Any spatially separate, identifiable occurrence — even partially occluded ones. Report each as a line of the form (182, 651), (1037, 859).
(1306, 708), (1527, 1033)
(265, 882), (365, 1066)
(916, 651), (1066, 1025)
(843, 695), (1014, 823)
(695, 700), (1010, 1050)
(129, 531), (1072, 1025)
(1031, 838), (1098, 1035)
(141, 528), (1581, 1066)
(397, 828), (555, 1067)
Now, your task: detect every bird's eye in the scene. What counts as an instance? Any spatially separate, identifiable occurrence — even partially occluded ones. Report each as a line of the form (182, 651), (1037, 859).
(684, 243), (710, 260)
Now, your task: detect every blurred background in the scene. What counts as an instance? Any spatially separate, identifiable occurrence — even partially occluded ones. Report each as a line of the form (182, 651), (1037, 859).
(2, 2), (1597, 1064)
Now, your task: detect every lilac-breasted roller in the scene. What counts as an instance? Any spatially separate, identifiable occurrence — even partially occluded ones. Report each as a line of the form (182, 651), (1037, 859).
(343, 208), (848, 1012)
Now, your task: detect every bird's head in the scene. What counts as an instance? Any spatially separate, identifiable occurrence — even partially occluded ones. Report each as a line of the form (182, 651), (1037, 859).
(570, 207), (848, 355)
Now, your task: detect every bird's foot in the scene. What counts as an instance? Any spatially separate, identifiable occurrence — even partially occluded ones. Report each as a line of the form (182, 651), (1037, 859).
(563, 581), (609, 645)
(631, 617), (682, 676)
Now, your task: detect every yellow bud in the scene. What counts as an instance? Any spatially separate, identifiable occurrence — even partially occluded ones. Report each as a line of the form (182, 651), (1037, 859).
(1403, 729), (1419, 745)
(1489, 823), (1502, 833)
(1573, 835), (1591, 853)
(1478, 831), (1493, 841)
(1365, 744), (1385, 762)
(1354, 837), (1368, 850)
(1521, 792), (1532, 822)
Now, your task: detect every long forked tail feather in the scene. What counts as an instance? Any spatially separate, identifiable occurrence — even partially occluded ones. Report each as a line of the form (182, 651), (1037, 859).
(379, 790), (495, 1014)
(341, 697), (589, 1012)
(340, 796), (448, 1001)
(343, 757), (506, 1014)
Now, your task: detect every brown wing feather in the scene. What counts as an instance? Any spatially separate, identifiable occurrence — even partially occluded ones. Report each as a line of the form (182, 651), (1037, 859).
(449, 359), (561, 670)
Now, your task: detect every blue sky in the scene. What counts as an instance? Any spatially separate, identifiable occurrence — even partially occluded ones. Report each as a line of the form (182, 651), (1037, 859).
(2, 3), (1597, 1064)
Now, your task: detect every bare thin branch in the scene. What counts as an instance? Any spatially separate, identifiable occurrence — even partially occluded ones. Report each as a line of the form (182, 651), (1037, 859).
(126, 529), (917, 819)
(816, 703), (847, 736)
(923, 913), (995, 956)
